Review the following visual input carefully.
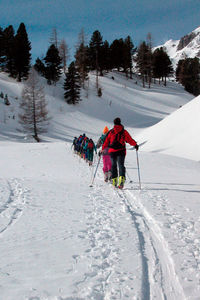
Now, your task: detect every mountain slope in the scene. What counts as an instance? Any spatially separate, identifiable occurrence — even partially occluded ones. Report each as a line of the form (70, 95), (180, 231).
(156, 26), (200, 68)
(0, 71), (193, 142)
(0, 71), (200, 299)
(136, 95), (200, 161)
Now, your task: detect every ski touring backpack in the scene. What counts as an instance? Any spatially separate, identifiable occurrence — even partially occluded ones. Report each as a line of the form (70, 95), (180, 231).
(88, 139), (94, 150)
(109, 129), (125, 150)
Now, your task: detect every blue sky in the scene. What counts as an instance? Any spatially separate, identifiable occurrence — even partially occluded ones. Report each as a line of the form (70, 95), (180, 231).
(1, 0), (199, 62)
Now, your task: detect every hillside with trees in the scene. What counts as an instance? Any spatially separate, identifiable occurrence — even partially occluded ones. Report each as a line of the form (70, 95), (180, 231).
(0, 23), (200, 105)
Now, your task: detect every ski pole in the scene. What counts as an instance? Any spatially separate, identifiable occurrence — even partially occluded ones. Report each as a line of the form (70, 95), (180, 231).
(90, 153), (101, 187)
(136, 150), (142, 190)
(126, 170), (133, 183)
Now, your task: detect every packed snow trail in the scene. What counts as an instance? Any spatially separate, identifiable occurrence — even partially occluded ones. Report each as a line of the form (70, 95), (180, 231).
(116, 189), (186, 300)
(0, 178), (29, 235)
(0, 142), (142, 299)
(0, 142), (200, 299)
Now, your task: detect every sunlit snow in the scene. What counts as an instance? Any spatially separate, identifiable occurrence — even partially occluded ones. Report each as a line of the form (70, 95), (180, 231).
(0, 71), (199, 300)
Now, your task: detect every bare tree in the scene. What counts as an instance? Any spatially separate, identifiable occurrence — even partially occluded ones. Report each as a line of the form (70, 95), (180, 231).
(18, 68), (49, 142)
(49, 27), (59, 48)
(75, 28), (89, 89)
(59, 39), (70, 74)
(146, 33), (153, 88)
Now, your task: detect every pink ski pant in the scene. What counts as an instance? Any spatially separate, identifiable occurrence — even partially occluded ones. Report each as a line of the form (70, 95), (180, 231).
(102, 154), (112, 173)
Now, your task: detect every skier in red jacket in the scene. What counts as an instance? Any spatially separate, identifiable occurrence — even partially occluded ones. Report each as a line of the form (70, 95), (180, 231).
(102, 117), (138, 188)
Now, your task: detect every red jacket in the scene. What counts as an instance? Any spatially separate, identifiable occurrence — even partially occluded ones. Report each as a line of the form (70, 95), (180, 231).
(102, 124), (137, 154)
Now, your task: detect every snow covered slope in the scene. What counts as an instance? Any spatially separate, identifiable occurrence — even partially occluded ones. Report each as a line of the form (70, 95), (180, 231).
(0, 142), (200, 299)
(0, 70), (193, 141)
(136, 95), (200, 161)
(0, 71), (200, 299)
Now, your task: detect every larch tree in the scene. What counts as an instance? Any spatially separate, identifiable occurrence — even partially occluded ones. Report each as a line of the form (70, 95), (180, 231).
(18, 68), (49, 142)
(59, 38), (70, 74)
(49, 27), (59, 48)
(75, 28), (89, 89)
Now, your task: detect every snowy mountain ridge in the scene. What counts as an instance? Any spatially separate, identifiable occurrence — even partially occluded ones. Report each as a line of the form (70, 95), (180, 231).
(155, 26), (200, 67)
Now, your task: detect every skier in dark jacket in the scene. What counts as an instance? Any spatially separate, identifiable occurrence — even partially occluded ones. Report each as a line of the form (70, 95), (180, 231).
(102, 117), (138, 188)
(87, 138), (97, 166)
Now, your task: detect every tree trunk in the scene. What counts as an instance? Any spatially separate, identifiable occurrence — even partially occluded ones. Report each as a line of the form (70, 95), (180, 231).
(32, 90), (39, 142)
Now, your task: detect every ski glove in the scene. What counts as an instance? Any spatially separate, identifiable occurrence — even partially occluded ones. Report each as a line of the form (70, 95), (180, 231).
(135, 144), (139, 151)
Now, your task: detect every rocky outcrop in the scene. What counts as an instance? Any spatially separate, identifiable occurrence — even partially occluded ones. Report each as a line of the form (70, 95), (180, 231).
(177, 32), (198, 51)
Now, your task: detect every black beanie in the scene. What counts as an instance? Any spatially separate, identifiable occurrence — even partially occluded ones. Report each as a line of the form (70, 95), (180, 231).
(114, 117), (121, 125)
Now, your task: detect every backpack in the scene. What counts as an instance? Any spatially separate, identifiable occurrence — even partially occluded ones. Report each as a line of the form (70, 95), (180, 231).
(101, 132), (110, 144)
(109, 129), (125, 150)
(88, 140), (94, 150)
(73, 137), (77, 145)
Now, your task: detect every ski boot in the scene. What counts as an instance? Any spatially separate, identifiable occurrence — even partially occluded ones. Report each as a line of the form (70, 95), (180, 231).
(104, 172), (108, 182)
(118, 176), (125, 189)
(112, 177), (118, 188)
(108, 171), (112, 182)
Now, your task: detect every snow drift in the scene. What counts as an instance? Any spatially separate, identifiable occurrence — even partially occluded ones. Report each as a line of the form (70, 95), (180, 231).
(136, 95), (200, 161)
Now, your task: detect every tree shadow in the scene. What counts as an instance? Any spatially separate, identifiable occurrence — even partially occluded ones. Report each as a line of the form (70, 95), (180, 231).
(143, 182), (200, 194)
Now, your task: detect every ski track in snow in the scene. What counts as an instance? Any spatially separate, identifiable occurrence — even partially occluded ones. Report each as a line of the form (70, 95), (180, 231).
(59, 151), (196, 300)
(1, 146), (199, 299)
(141, 188), (200, 298)
(68, 155), (185, 300)
(73, 170), (188, 300)
(68, 177), (141, 299)
(116, 188), (186, 300)
(0, 178), (28, 236)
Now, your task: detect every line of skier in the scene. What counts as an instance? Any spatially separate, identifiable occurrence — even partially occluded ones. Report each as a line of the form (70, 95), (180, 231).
(72, 117), (139, 189)
(73, 134), (97, 166)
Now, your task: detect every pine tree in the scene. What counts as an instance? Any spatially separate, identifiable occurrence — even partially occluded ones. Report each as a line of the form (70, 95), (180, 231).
(3, 25), (15, 75)
(176, 59), (184, 83)
(89, 30), (104, 76)
(146, 33), (153, 88)
(14, 23), (31, 81)
(4, 94), (10, 105)
(101, 40), (111, 72)
(0, 27), (5, 69)
(64, 62), (81, 104)
(18, 68), (49, 142)
(123, 36), (135, 78)
(44, 44), (62, 85)
(176, 58), (200, 96)
(110, 39), (124, 71)
(153, 47), (173, 85)
(34, 57), (46, 76)
(136, 41), (150, 87)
